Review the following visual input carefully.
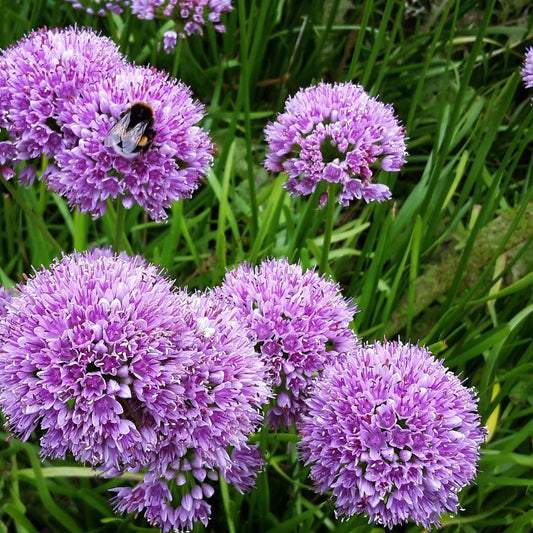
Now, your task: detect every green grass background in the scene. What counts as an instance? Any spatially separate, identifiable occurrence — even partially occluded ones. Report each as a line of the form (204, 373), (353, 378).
(0, 0), (532, 531)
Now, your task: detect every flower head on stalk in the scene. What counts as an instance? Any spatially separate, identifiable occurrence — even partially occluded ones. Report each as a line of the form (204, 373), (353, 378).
(298, 340), (486, 529)
(0, 27), (126, 183)
(0, 251), (270, 532)
(214, 258), (359, 429)
(264, 82), (407, 206)
(521, 47), (533, 91)
(49, 63), (213, 221)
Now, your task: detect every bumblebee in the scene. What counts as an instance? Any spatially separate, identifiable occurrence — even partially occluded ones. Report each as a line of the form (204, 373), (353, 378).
(104, 102), (156, 158)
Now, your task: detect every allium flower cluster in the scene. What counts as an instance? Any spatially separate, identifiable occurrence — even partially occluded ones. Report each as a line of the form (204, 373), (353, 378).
(66, 0), (126, 16)
(131, 0), (234, 42)
(0, 250), (270, 532)
(264, 82), (407, 205)
(50, 63), (213, 220)
(65, 1), (234, 49)
(214, 258), (359, 429)
(521, 47), (533, 91)
(0, 27), (125, 183)
(298, 340), (486, 529)
(0, 27), (213, 220)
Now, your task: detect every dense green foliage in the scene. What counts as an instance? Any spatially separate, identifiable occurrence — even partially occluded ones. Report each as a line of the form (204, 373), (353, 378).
(0, 0), (532, 532)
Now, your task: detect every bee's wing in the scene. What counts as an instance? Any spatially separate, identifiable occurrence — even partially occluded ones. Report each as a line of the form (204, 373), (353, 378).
(119, 121), (148, 154)
(104, 113), (131, 147)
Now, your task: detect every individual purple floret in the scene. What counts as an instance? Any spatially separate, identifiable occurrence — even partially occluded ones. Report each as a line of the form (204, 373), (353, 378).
(214, 258), (359, 429)
(163, 29), (178, 53)
(0, 287), (13, 318)
(0, 27), (126, 183)
(0, 252), (270, 533)
(49, 63), (213, 221)
(298, 340), (486, 529)
(521, 47), (533, 90)
(264, 82), (407, 205)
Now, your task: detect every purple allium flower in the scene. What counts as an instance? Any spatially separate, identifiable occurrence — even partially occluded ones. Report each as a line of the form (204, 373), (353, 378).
(0, 254), (269, 532)
(264, 82), (407, 205)
(214, 258), (359, 429)
(48, 63), (213, 220)
(521, 47), (533, 90)
(110, 291), (270, 532)
(298, 340), (486, 529)
(0, 27), (126, 184)
(131, 0), (233, 39)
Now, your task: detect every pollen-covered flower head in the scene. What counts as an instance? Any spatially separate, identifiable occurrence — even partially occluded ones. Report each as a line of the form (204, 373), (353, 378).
(0, 27), (125, 183)
(521, 47), (533, 91)
(48, 63), (213, 220)
(298, 340), (486, 529)
(264, 81), (407, 205)
(214, 258), (359, 429)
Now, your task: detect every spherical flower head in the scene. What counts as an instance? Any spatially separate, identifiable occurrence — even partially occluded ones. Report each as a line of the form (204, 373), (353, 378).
(131, 0), (233, 37)
(298, 340), (486, 529)
(0, 249), (185, 468)
(521, 47), (533, 91)
(48, 63), (213, 220)
(110, 292), (271, 532)
(0, 27), (126, 184)
(214, 258), (359, 429)
(264, 82), (407, 205)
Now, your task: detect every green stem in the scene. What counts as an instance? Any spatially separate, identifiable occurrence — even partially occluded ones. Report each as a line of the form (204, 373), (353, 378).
(113, 200), (127, 252)
(170, 37), (183, 78)
(289, 181), (326, 262)
(319, 186), (338, 274)
(73, 210), (89, 252)
(1, 178), (63, 254)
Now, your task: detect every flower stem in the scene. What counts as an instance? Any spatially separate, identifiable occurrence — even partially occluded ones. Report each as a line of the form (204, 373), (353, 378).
(112, 200), (132, 254)
(319, 185), (338, 275)
(289, 181), (326, 262)
(171, 38), (183, 78)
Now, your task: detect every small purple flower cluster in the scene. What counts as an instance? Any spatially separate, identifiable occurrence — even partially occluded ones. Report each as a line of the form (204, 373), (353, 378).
(65, 0), (234, 49)
(0, 250), (270, 532)
(132, 0), (233, 39)
(264, 82), (407, 205)
(0, 27), (213, 221)
(522, 47), (533, 92)
(214, 258), (359, 429)
(298, 340), (486, 528)
(66, 0), (126, 16)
